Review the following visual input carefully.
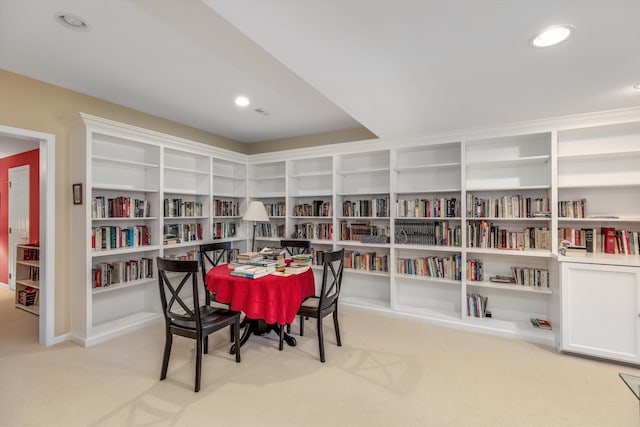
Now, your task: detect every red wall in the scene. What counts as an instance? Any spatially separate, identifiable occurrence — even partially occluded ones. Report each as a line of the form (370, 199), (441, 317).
(0, 149), (40, 284)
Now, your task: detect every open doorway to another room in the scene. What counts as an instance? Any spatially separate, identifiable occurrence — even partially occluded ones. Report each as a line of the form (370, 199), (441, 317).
(0, 126), (56, 346)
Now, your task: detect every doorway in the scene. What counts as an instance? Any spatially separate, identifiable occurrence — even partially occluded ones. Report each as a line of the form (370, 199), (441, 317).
(0, 125), (56, 346)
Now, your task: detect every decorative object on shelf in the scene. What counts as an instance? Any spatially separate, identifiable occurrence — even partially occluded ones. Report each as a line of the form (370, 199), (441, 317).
(73, 183), (82, 205)
(243, 201), (270, 252)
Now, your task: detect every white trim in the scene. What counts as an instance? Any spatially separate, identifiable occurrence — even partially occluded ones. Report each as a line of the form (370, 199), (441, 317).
(0, 125), (57, 347)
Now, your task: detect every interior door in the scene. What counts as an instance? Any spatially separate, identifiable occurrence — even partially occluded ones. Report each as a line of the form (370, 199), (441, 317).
(8, 165), (30, 290)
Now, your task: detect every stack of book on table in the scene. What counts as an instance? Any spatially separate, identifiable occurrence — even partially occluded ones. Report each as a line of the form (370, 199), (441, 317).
(230, 264), (274, 279)
(284, 253), (313, 275)
(259, 247), (287, 269)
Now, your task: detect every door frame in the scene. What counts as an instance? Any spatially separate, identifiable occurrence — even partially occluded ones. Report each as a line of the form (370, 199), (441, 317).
(8, 164), (30, 290)
(0, 125), (56, 346)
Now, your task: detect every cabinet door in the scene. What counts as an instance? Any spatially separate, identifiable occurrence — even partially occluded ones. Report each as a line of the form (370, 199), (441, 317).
(561, 262), (640, 363)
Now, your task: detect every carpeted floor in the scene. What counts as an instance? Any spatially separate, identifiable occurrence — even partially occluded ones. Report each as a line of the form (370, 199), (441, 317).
(1, 286), (639, 426)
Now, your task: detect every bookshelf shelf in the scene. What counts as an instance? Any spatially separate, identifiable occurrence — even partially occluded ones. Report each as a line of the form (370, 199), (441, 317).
(465, 155), (550, 169)
(92, 156), (159, 169)
(92, 277), (156, 295)
(467, 280), (552, 294)
(395, 274), (461, 286)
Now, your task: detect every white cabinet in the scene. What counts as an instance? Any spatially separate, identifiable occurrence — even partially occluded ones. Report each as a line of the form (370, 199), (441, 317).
(560, 260), (640, 364)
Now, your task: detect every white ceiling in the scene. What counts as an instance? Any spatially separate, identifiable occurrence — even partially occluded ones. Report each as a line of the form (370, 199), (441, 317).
(1, 0), (639, 146)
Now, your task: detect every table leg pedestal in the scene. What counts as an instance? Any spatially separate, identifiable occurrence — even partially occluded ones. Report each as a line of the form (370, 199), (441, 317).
(230, 318), (297, 354)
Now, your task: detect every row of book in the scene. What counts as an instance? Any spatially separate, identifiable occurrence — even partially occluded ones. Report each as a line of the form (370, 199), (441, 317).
(466, 194), (550, 218)
(344, 250), (389, 272)
(264, 201), (286, 217)
(163, 198), (202, 218)
(467, 293), (488, 318)
(92, 257), (154, 288)
(213, 222), (237, 239)
(511, 267), (550, 288)
(395, 219), (462, 247)
(92, 196), (150, 219)
(558, 199), (587, 218)
(256, 223), (285, 238)
(91, 225), (151, 251)
(342, 197), (389, 217)
(560, 227), (640, 255)
(340, 221), (390, 241)
(213, 199), (240, 217)
(467, 259), (484, 282)
(21, 247), (39, 261)
(396, 197), (460, 218)
(292, 201), (332, 217)
(23, 265), (39, 282)
(467, 221), (551, 250)
(163, 223), (203, 244)
(18, 286), (38, 306)
(397, 255), (462, 280)
(292, 223), (333, 240)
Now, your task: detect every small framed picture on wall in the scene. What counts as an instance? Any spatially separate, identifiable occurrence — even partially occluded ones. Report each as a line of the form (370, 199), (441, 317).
(73, 183), (82, 205)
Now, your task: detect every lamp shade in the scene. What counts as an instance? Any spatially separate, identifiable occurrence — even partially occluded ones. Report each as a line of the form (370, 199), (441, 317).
(242, 201), (270, 222)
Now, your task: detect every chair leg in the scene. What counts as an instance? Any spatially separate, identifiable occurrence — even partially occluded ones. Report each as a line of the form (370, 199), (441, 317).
(299, 315), (305, 336)
(278, 324), (284, 351)
(204, 335), (209, 354)
(229, 324), (234, 343)
(317, 317), (325, 363)
(160, 331), (172, 380)
(333, 309), (341, 346)
(195, 336), (203, 392)
(234, 318), (241, 363)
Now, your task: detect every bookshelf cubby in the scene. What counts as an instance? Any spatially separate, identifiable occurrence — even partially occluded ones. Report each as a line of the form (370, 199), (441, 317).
(71, 109), (640, 355)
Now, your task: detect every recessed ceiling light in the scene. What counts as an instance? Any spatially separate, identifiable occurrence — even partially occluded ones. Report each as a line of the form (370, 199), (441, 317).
(55, 12), (90, 31)
(235, 96), (250, 107)
(633, 84), (640, 90)
(530, 25), (575, 48)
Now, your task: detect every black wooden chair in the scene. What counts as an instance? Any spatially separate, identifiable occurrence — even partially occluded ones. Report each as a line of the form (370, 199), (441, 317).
(280, 239), (311, 333)
(157, 257), (240, 392)
(199, 241), (231, 306)
(280, 239), (311, 257)
(296, 249), (344, 362)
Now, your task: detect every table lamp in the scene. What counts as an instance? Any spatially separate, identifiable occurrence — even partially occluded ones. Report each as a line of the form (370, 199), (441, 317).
(242, 201), (270, 252)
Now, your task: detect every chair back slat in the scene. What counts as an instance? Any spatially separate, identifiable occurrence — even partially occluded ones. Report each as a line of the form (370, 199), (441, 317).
(319, 249), (344, 311)
(157, 258), (201, 328)
(199, 242), (231, 304)
(280, 239), (311, 257)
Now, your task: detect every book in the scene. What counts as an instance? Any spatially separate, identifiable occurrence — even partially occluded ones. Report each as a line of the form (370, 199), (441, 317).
(560, 245), (587, 256)
(284, 265), (310, 275)
(601, 227), (616, 254)
(530, 318), (552, 330)
(229, 264), (274, 279)
(489, 275), (516, 283)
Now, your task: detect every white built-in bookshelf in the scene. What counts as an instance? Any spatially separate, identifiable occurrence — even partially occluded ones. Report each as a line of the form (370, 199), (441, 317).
(70, 114), (249, 346)
(71, 109), (640, 357)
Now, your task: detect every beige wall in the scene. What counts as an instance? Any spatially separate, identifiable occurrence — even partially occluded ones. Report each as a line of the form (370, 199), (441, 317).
(0, 69), (372, 338)
(0, 69), (247, 337)
(247, 127), (377, 154)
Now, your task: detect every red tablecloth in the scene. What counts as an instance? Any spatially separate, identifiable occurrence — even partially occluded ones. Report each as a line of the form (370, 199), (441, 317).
(205, 264), (316, 325)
